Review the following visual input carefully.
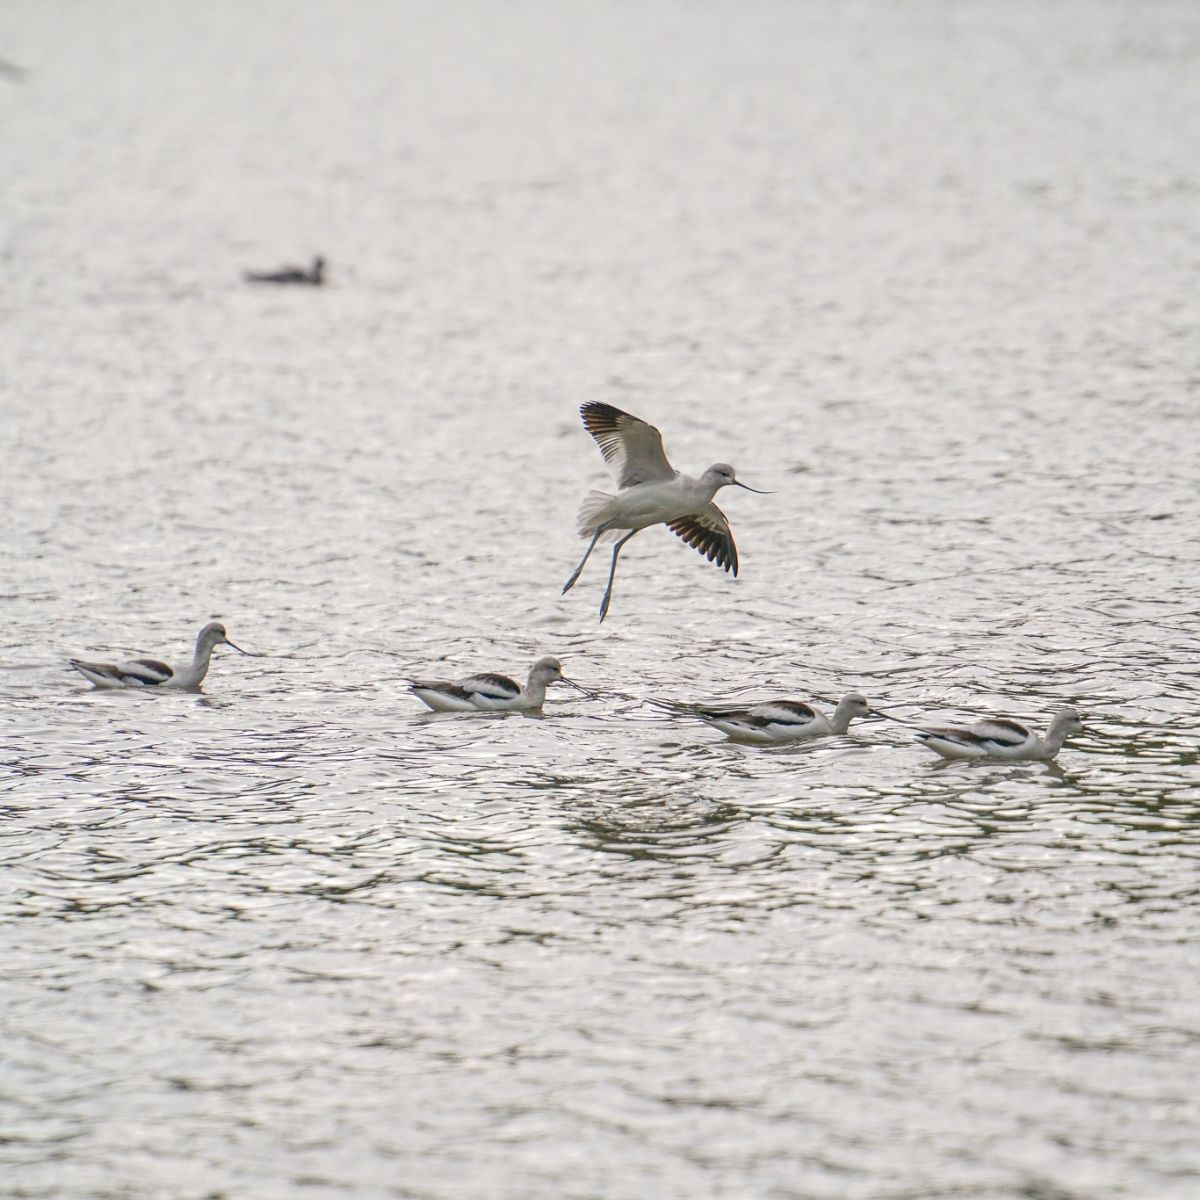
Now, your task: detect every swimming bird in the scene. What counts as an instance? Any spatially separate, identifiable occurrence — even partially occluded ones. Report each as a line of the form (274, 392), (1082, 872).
(563, 401), (771, 621)
(660, 693), (872, 743)
(915, 707), (1083, 761)
(407, 656), (587, 712)
(69, 621), (253, 689)
(244, 256), (325, 285)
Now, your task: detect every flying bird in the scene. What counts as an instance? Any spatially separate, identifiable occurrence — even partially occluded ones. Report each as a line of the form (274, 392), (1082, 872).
(563, 401), (771, 621)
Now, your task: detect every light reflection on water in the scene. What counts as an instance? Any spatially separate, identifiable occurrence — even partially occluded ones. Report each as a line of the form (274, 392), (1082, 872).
(3, 0), (1200, 1196)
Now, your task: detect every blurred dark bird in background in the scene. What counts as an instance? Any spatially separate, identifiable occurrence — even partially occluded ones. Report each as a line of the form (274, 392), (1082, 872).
(244, 256), (325, 285)
(0, 57), (29, 82)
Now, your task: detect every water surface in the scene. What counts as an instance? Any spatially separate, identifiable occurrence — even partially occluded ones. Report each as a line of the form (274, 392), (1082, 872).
(2, 2), (1198, 1197)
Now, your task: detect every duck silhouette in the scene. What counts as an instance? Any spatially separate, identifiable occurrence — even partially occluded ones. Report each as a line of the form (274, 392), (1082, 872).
(244, 255), (325, 285)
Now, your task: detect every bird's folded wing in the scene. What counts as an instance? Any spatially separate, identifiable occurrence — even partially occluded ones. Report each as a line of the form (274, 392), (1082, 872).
(969, 719), (1030, 748)
(125, 657), (173, 683)
(667, 505), (738, 575)
(580, 402), (676, 488)
(751, 701), (818, 726)
(408, 678), (469, 700)
(460, 673), (521, 700)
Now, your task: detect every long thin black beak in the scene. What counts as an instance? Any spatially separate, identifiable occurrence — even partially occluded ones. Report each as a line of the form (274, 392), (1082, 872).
(561, 676), (595, 697)
(224, 639), (262, 657)
(734, 480), (773, 494)
(868, 705), (911, 725)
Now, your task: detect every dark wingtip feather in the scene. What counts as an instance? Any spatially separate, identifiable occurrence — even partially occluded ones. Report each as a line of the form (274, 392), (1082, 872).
(667, 515), (738, 575)
(579, 401), (628, 434)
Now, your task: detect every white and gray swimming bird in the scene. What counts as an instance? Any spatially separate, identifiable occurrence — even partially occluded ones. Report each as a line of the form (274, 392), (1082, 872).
(69, 621), (253, 689)
(407, 655), (587, 712)
(563, 401), (771, 621)
(915, 707), (1083, 761)
(660, 693), (872, 744)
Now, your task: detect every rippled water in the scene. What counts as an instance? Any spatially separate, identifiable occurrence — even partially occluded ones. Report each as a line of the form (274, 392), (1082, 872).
(3, 2), (1199, 1197)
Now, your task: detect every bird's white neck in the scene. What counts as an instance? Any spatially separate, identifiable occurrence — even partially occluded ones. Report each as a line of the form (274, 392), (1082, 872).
(830, 699), (858, 735)
(523, 670), (550, 705)
(690, 472), (727, 506)
(177, 634), (219, 687)
(1039, 713), (1075, 758)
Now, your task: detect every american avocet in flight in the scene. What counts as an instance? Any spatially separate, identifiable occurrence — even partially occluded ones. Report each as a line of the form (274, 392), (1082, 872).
(562, 402), (771, 621)
(660, 693), (872, 743)
(915, 707), (1083, 761)
(407, 656), (588, 712)
(69, 621), (254, 689)
(244, 256), (324, 285)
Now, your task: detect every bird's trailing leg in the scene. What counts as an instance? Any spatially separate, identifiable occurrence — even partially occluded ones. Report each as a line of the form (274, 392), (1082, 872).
(562, 523), (610, 595)
(598, 530), (639, 622)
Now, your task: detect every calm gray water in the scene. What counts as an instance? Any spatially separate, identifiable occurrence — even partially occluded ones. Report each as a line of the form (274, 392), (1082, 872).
(2, 2), (1199, 1197)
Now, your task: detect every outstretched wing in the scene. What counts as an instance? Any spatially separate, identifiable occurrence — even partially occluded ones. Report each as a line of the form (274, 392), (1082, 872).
(579, 402), (676, 489)
(667, 504), (738, 575)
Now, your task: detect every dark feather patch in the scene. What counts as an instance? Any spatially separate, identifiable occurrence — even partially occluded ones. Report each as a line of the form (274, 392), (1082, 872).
(71, 657), (172, 685)
(700, 701), (816, 728)
(409, 679), (474, 702)
(462, 672), (521, 699)
(763, 702), (818, 725)
(977, 720), (1030, 747)
(579, 402), (630, 464)
(129, 658), (172, 676)
(695, 706), (747, 721)
(578, 401), (674, 487)
(916, 727), (962, 743)
(120, 658), (172, 684)
(667, 513), (738, 575)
